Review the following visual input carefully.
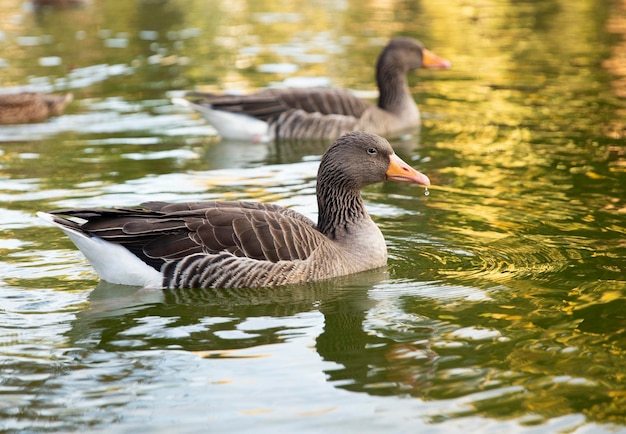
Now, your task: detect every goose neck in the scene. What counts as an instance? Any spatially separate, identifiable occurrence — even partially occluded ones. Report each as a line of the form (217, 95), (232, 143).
(316, 174), (367, 239)
(376, 62), (413, 113)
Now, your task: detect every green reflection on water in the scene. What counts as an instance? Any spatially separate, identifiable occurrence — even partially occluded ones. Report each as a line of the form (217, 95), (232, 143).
(0, 0), (625, 431)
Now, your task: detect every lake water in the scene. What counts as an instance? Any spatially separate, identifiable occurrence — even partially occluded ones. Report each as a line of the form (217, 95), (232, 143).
(1, 0), (625, 432)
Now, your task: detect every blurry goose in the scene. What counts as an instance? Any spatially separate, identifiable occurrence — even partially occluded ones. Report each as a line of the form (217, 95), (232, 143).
(32, 0), (87, 7)
(174, 37), (450, 142)
(38, 131), (430, 289)
(0, 92), (73, 124)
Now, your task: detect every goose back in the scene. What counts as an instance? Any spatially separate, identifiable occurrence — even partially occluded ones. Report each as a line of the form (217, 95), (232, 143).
(0, 92), (73, 124)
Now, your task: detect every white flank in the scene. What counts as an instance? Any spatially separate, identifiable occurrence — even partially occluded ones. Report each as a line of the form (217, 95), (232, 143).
(38, 212), (162, 288)
(172, 97), (270, 142)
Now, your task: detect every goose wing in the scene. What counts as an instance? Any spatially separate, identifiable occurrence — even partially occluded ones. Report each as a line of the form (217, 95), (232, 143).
(184, 91), (287, 121)
(185, 87), (374, 121)
(48, 201), (325, 270)
(265, 88), (374, 117)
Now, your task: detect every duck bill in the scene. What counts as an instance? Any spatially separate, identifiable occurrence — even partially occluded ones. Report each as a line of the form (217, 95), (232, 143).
(422, 48), (452, 69)
(386, 153), (431, 186)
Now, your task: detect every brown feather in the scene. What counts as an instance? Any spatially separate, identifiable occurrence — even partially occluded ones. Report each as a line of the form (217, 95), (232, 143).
(0, 92), (73, 124)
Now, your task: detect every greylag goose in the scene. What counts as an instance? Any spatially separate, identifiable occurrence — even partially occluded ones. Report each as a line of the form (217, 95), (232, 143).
(174, 37), (450, 142)
(0, 92), (73, 124)
(38, 131), (430, 289)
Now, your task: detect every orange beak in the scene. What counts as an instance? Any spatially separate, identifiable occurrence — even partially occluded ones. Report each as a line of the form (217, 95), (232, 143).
(386, 153), (431, 186)
(422, 48), (452, 69)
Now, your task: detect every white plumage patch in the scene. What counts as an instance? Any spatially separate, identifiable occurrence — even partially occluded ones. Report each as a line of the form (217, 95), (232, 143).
(172, 97), (270, 142)
(38, 212), (162, 288)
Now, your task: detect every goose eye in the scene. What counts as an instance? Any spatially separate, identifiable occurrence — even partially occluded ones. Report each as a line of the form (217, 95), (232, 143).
(367, 147), (377, 155)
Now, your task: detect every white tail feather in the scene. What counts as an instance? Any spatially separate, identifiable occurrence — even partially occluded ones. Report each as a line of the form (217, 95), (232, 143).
(172, 97), (270, 142)
(38, 212), (162, 288)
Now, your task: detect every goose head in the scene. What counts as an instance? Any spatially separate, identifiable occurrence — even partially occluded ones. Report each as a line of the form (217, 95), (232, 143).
(377, 37), (451, 73)
(316, 132), (430, 237)
(318, 131), (430, 190)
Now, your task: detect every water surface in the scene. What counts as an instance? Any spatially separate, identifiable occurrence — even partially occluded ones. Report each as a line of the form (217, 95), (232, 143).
(1, 0), (625, 432)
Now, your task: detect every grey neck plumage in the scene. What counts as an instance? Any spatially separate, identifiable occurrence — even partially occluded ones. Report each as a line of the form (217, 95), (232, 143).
(316, 168), (368, 240)
(376, 53), (413, 114)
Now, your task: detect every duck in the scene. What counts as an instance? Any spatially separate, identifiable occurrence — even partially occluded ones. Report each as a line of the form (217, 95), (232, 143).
(173, 37), (450, 142)
(32, 0), (87, 7)
(0, 92), (73, 124)
(38, 131), (430, 289)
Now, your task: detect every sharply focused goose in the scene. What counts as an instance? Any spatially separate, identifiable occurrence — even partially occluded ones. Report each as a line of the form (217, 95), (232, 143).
(38, 131), (430, 289)
(0, 92), (73, 124)
(174, 37), (450, 142)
